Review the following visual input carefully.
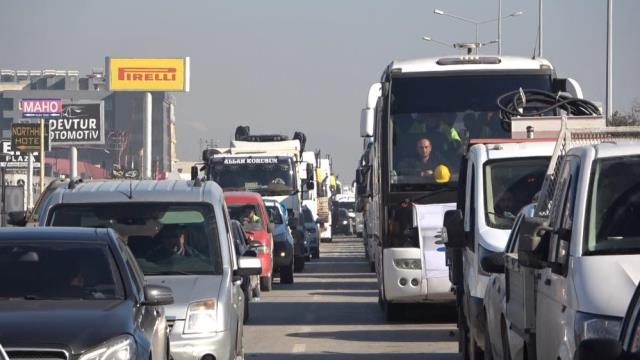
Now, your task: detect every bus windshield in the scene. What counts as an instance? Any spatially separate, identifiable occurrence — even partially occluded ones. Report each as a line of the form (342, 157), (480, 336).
(211, 157), (294, 196)
(389, 73), (553, 191)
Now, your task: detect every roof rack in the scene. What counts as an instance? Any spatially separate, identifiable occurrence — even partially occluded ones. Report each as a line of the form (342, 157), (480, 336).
(535, 122), (640, 218)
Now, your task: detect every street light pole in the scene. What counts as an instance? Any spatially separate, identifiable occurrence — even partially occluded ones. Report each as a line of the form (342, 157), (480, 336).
(498, 0), (502, 55)
(606, 0), (613, 119)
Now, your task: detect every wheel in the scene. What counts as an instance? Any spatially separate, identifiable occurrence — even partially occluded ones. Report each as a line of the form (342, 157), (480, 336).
(280, 262), (294, 284)
(242, 290), (249, 324)
(312, 248), (320, 259)
(384, 301), (403, 321)
(369, 261), (375, 273)
(252, 282), (261, 299)
(259, 276), (272, 292)
(294, 256), (305, 272)
(305, 255), (311, 262)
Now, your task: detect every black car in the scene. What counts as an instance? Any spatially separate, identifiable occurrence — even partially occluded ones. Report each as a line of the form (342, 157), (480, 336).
(0, 227), (174, 360)
(230, 219), (261, 324)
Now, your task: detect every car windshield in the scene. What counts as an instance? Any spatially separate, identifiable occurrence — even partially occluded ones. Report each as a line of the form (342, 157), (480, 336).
(586, 156), (640, 254)
(211, 157), (294, 195)
(389, 73), (553, 190)
(335, 201), (355, 212)
(228, 203), (265, 231)
(266, 205), (283, 224)
(0, 242), (124, 300)
(484, 157), (549, 229)
(48, 203), (222, 275)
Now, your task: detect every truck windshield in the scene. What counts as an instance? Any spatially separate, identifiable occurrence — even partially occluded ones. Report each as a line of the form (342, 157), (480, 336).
(586, 156), (640, 254)
(389, 73), (553, 190)
(48, 203), (223, 275)
(211, 157), (294, 196)
(484, 157), (549, 229)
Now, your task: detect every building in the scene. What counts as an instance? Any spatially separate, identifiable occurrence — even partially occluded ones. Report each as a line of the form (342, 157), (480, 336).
(0, 68), (176, 180)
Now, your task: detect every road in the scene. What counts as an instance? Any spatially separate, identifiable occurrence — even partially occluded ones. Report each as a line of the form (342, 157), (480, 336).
(244, 235), (460, 359)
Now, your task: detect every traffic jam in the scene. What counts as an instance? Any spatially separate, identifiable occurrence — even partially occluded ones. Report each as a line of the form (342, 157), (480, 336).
(1, 1), (639, 360)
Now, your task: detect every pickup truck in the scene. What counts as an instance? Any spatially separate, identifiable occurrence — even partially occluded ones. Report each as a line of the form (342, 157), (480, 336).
(495, 127), (640, 359)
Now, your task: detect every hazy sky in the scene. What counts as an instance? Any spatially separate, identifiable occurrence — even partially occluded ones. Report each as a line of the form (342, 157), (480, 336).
(2, 0), (639, 183)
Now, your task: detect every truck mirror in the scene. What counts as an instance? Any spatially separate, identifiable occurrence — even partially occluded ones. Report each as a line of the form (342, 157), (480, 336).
(443, 209), (465, 248)
(576, 338), (622, 360)
(480, 252), (505, 274)
(306, 180), (315, 190)
(306, 163), (314, 181)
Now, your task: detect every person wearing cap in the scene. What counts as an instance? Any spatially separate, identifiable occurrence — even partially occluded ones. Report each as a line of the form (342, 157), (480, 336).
(397, 137), (450, 181)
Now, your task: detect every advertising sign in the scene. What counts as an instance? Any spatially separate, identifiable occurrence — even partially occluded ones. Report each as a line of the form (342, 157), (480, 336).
(49, 103), (104, 146)
(0, 141), (40, 169)
(11, 123), (49, 152)
(107, 57), (190, 92)
(20, 98), (62, 117)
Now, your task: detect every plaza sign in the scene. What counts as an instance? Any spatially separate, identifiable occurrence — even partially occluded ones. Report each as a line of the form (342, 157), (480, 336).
(107, 57), (190, 92)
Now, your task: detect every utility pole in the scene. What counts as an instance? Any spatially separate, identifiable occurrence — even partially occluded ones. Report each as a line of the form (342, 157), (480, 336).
(606, 0), (613, 118)
(498, 0), (502, 55)
(538, 0), (543, 57)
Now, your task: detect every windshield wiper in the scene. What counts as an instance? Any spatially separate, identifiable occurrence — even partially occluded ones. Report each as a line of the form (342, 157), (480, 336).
(398, 186), (457, 205)
(145, 270), (195, 276)
(487, 212), (516, 220)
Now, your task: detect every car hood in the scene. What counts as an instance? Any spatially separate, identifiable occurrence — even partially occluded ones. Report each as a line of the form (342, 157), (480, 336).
(0, 300), (133, 353)
(146, 275), (222, 320)
(573, 255), (640, 317)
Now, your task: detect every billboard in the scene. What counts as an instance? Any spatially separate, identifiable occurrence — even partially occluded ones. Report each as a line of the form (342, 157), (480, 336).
(0, 141), (40, 169)
(20, 98), (62, 118)
(49, 103), (104, 146)
(11, 123), (49, 152)
(107, 57), (190, 92)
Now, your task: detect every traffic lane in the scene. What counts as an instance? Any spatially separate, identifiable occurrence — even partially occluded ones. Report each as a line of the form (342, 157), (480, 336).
(244, 235), (459, 359)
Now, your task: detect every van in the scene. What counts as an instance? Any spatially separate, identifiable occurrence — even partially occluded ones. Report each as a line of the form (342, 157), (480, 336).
(43, 180), (261, 360)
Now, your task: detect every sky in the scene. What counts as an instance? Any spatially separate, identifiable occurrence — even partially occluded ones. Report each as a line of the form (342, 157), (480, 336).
(1, 0), (639, 184)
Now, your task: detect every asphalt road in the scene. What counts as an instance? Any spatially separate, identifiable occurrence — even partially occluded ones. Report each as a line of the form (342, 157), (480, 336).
(244, 235), (460, 359)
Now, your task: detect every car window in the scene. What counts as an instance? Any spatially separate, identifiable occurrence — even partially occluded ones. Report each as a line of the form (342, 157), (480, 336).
(227, 203), (265, 231)
(48, 203), (223, 275)
(0, 242), (124, 300)
(266, 205), (283, 224)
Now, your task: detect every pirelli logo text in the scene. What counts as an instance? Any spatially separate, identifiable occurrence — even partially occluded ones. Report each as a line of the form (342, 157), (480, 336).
(107, 57), (189, 91)
(117, 67), (177, 81)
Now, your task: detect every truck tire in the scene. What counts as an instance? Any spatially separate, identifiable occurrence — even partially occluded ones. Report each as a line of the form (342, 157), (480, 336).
(312, 248), (320, 259)
(384, 302), (403, 321)
(280, 262), (294, 284)
(259, 276), (272, 292)
(294, 256), (305, 272)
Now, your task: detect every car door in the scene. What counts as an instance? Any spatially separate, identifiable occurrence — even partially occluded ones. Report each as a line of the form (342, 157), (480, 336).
(120, 240), (167, 359)
(536, 156), (581, 359)
(221, 204), (243, 355)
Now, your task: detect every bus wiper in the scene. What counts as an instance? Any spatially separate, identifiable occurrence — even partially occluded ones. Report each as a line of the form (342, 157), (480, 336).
(403, 186), (457, 205)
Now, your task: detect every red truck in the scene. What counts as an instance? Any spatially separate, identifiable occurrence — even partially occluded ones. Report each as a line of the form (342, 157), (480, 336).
(224, 192), (275, 291)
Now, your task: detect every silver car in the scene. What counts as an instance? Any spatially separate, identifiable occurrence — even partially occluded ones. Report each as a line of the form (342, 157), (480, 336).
(43, 180), (261, 360)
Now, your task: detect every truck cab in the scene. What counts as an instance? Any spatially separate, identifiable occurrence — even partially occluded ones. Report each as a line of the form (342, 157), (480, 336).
(503, 128), (640, 359)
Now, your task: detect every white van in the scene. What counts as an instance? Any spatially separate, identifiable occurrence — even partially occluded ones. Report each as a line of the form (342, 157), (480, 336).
(43, 179), (261, 360)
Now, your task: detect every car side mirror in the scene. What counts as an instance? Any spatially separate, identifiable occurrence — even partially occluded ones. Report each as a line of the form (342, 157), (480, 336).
(236, 256), (262, 276)
(575, 338), (623, 360)
(443, 209), (464, 248)
(480, 252), (505, 274)
(143, 284), (174, 306)
(7, 210), (28, 227)
(517, 216), (552, 269)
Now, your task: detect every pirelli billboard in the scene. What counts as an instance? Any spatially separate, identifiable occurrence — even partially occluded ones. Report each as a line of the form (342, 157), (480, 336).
(106, 57), (190, 92)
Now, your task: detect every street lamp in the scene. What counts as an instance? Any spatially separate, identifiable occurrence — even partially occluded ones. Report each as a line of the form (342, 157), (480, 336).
(433, 8), (522, 54)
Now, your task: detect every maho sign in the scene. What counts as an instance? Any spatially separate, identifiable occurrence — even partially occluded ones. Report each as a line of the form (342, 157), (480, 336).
(20, 99), (62, 118)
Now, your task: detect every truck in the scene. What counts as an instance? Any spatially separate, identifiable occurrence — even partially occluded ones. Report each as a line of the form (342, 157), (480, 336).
(359, 54), (586, 322)
(203, 127), (314, 273)
(487, 125), (640, 360)
(316, 157), (334, 242)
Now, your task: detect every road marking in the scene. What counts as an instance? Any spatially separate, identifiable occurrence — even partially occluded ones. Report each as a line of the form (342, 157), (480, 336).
(292, 343), (306, 353)
(309, 261), (368, 265)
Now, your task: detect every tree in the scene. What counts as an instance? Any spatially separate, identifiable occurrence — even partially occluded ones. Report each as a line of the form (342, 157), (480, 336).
(609, 98), (640, 126)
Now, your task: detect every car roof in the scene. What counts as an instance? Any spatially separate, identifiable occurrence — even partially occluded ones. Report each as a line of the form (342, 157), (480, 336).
(0, 227), (113, 243)
(224, 191), (264, 204)
(55, 179), (223, 204)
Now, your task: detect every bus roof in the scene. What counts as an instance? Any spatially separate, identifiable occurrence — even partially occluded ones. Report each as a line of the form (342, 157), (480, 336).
(390, 55), (553, 74)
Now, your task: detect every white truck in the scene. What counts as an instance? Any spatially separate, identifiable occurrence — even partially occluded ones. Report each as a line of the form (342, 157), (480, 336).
(490, 126), (640, 360)
(203, 127), (313, 271)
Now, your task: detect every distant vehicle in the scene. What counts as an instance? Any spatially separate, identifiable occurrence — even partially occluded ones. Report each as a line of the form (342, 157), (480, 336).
(334, 208), (353, 235)
(302, 205), (320, 259)
(8, 178), (75, 227)
(332, 194), (356, 235)
(224, 191), (275, 292)
(264, 198), (295, 284)
(230, 219), (261, 324)
(0, 227), (174, 360)
(43, 179), (262, 360)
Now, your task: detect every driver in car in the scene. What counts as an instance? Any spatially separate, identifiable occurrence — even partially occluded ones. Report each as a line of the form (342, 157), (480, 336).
(149, 226), (198, 260)
(397, 137), (446, 177)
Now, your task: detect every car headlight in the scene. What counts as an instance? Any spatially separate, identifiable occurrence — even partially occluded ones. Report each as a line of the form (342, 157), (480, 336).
(184, 299), (217, 334)
(393, 258), (422, 270)
(342, 220), (348, 224)
(574, 312), (622, 345)
(79, 335), (136, 360)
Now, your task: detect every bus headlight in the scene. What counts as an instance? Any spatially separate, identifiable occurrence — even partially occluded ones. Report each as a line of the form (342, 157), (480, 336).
(393, 258), (422, 270)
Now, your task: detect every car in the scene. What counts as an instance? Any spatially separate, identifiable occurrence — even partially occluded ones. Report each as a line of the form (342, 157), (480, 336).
(482, 204), (535, 360)
(263, 198), (295, 284)
(302, 205), (320, 259)
(576, 279), (640, 360)
(230, 219), (261, 324)
(334, 208), (353, 235)
(42, 179), (262, 360)
(0, 227), (174, 360)
(224, 192), (275, 292)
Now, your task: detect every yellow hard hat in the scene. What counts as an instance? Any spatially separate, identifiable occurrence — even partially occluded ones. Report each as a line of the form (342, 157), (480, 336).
(434, 164), (451, 184)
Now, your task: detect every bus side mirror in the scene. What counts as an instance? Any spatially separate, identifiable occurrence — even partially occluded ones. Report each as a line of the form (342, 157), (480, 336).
(306, 163), (314, 181)
(306, 180), (315, 190)
(443, 209), (464, 248)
